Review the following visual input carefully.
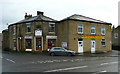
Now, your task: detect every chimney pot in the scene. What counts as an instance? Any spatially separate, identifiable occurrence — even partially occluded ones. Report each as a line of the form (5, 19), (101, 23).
(37, 11), (44, 15)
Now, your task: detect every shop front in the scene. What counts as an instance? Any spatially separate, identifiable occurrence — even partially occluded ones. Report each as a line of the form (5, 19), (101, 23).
(25, 36), (32, 51)
(46, 36), (57, 50)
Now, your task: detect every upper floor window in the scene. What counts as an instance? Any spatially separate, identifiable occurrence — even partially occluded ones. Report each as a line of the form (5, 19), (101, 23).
(13, 26), (16, 34)
(101, 26), (105, 35)
(78, 24), (83, 34)
(114, 33), (118, 38)
(101, 39), (105, 46)
(36, 25), (41, 30)
(49, 24), (55, 32)
(26, 24), (31, 32)
(13, 39), (16, 48)
(91, 25), (95, 34)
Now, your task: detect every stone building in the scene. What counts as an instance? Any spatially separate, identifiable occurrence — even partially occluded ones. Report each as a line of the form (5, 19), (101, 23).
(56, 14), (112, 53)
(112, 25), (120, 50)
(2, 11), (112, 53)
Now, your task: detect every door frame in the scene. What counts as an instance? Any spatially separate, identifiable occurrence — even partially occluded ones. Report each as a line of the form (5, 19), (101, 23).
(78, 40), (83, 53)
(91, 39), (96, 53)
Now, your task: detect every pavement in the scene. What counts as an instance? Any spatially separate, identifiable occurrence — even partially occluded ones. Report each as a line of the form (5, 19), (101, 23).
(1, 49), (120, 74)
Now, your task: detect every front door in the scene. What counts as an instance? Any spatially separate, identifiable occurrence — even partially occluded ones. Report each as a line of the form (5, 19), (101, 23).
(36, 38), (42, 51)
(78, 40), (83, 53)
(91, 39), (95, 53)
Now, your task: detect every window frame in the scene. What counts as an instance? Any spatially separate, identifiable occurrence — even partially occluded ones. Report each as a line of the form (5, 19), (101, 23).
(114, 33), (118, 38)
(13, 26), (16, 35)
(26, 24), (31, 33)
(13, 39), (16, 48)
(78, 24), (83, 34)
(49, 24), (55, 33)
(101, 26), (105, 35)
(101, 39), (106, 46)
(91, 25), (95, 34)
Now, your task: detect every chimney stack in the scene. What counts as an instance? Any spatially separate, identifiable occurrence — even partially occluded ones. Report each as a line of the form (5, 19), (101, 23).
(25, 12), (32, 19)
(37, 11), (44, 16)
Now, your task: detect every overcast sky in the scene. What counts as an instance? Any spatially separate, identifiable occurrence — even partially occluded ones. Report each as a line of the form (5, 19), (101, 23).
(0, 0), (119, 33)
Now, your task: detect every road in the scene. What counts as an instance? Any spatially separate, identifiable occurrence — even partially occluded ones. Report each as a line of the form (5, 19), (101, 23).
(1, 50), (119, 74)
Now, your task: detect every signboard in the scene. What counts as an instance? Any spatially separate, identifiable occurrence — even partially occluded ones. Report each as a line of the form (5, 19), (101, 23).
(46, 36), (57, 39)
(81, 35), (104, 39)
(35, 30), (42, 36)
(25, 49), (32, 51)
(24, 36), (32, 39)
(62, 42), (67, 48)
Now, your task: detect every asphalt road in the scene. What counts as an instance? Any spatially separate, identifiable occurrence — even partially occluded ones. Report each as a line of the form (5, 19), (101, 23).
(1, 50), (119, 74)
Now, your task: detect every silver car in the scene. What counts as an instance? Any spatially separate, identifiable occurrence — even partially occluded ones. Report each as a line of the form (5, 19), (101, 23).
(49, 47), (76, 56)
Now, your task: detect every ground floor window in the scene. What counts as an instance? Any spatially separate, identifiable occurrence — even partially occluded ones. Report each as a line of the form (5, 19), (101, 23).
(101, 39), (105, 46)
(48, 39), (56, 49)
(26, 39), (32, 49)
(13, 39), (16, 48)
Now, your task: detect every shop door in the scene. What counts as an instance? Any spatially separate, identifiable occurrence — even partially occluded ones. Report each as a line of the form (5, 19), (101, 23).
(36, 38), (42, 50)
(91, 39), (95, 53)
(78, 40), (83, 53)
(26, 39), (32, 49)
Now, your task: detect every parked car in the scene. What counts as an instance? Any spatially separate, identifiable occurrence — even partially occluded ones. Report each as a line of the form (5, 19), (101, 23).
(49, 47), (76, 56)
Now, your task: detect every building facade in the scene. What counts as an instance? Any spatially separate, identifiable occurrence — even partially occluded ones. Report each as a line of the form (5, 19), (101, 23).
(112, 25), (120, 50)
(2, 11), (112, 53)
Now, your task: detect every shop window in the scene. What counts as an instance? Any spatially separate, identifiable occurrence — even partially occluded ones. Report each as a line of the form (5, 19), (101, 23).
(26, 40), (31, 47)
(13, 39), (16, 48)
(36, 25), (41, 30)
(26, 24), (31, 32)
(78, 24), (83, 34)
(114, 33), (118, 38)
(91, 25), (95, 34)
(49, 24), (55, 32)
(101, 39), (105, 46)
(48, 40), (56, 46)
(13, 26), (16, 34)
(101, 26), (105, 35)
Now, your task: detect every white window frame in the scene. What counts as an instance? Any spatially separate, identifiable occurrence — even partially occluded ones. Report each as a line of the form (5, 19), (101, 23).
(101, 39), (106, 46)
(114, 33), (118, 38)
(91, 25), (95, 34)
(13, 26), (16, 35)
(101, 26), (105, 35)
(78, 24), (83, 34)
(49, 24), (55, 33)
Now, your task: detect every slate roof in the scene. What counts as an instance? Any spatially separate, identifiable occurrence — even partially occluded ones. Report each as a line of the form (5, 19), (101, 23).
(59, 14), (112, 25)
(10, 14), (57, 26)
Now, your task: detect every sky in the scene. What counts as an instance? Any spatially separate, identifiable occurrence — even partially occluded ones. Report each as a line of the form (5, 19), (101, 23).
(0, 0), (119, 33)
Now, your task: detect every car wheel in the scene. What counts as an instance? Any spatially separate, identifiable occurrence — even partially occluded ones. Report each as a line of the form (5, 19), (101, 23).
(51, 53), (55, 56)
(68, 53), (72, 56)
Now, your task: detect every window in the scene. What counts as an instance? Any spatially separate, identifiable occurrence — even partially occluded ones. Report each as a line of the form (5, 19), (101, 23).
(26, 24), (31, 32)
(101, 39), (105, 46)
(78, 24), (83, 34)
(48, 39), (56, 46)
(114, 33), (118, 38)
(13, 26), (16, 34)
(91, 25), (95, 34)
(26, 40), (31, 47)
(36, 25), (41, 29)
(13, 39), (16, 48)
(101, 26), (105, 35)
(49, 24), (55, 32)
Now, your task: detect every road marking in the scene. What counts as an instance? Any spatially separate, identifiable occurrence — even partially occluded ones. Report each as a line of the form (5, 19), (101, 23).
(6, 58), (15, 63)
(100, 61), (118, 66)
(44, 65), (88, 72)
(63, 60), (68, 62)
(100, 63), (109, 65)
(0, 57), (3, 59)
(100, 70), (107, 73)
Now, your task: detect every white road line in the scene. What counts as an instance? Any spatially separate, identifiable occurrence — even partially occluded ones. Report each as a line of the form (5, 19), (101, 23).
(100, 70), (107, 73)
(44, 65), (88, 72)
(6, 58), (15, 63)
(100, 61), (118, 66)
(63, 60), (68, 62)
(0, 57), (3, 59)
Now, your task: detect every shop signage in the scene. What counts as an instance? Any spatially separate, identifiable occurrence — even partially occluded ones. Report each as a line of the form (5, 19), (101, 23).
(81, 35), (104, 39)
(35, 30), (42, 36)
(46, 36), (57, 39)
(62, 42), (67, 48)
(24, 36), (32, 39)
